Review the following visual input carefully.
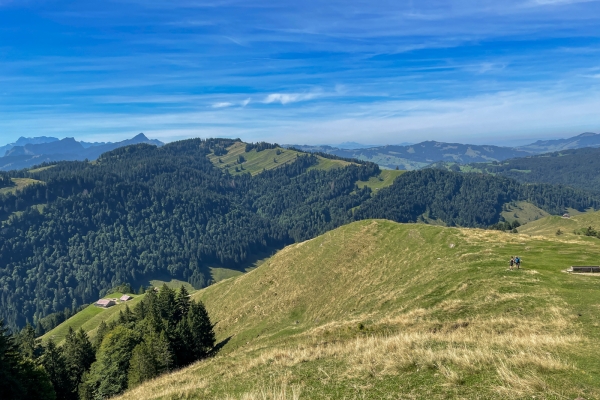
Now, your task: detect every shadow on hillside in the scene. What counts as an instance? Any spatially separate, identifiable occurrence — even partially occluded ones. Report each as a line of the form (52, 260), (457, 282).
(211, 336), (232, 356)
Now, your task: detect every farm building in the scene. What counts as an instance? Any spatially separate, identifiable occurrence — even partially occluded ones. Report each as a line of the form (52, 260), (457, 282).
(120, 294), (133, 301)
(96, 299), (116, 308)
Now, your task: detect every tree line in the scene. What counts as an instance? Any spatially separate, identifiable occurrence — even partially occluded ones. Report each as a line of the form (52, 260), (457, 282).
(1, 285), (215, 400)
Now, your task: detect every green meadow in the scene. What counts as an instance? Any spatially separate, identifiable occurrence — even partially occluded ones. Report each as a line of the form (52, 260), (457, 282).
(111, 213), (600, 399)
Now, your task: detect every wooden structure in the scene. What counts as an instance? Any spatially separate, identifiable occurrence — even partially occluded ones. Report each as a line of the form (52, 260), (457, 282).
(569, 266), (600, 273)
(96, 299), (116, 308)
(120, 294), (133, 301)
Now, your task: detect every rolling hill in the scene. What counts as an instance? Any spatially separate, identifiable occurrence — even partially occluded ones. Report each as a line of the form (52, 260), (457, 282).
(518, 132), (600, 153)
(432, 146), (600, 194)
(290, 141), (531, 170)
(290, 131), (600, 171)
(207, 141), (354, 176)
(106, 217), (600, 399)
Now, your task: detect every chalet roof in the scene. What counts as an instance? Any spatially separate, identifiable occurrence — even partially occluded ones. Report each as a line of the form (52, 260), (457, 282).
(96, 299), (114, 306)
(120, 295), (132, 301)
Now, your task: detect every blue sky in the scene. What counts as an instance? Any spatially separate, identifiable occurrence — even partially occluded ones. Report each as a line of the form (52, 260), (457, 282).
(1, 0), (600, 145)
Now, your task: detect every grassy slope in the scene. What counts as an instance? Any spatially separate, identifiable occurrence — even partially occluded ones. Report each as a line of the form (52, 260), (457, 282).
(356, 169), (405, 193)
(518, 209), (600, 237)
(207, 142), (354, 176)
(501, 200), (550, 225)
(28, 165), (57, 173)
(42, 293), (144, 344)
(0, 177), (43, 195)
(118, 219), (600, 400)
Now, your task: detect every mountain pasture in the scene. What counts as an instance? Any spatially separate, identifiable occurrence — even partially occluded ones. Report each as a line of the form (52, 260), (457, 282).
(117, 219), (600, 399)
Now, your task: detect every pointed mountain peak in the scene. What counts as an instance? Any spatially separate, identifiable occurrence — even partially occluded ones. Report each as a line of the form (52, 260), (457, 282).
(132, 133), (149, 141)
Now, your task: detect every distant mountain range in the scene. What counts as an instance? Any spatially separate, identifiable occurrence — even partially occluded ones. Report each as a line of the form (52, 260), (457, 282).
(516, 132), (600, 153)
(2, 131), (599, 172)
(0, 133), (163, 171)
(289, 132), (600, 170)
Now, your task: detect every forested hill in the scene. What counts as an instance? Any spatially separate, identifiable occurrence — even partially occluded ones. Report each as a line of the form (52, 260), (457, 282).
(0, 138), (597, 332)
(354, 168), (599, 227)
(0, 138), (379, 331)
(432, 147), (600, 194)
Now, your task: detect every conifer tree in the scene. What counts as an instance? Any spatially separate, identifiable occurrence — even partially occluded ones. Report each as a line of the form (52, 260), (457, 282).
(0, 319), (55, 400)
(186, 301), (215, 361)
(157, 284), (177, 323)
(16, 323), (40, 359)
(83, 326), (141, 399)
(40, 340), (70, 400)
(127, 341), (156, 388)
(94, 320), (109, 350)
(63, 327), (95, 398)
(174, 285), (191, 322)
(0, 319), (26, 398)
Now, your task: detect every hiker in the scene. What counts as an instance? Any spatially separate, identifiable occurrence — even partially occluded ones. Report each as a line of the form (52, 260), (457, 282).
(515, 256), (521, 269)
(509, 256), (515, 270)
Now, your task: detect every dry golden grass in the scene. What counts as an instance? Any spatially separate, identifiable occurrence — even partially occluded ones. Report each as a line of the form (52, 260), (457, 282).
(116, 220), (600, 399)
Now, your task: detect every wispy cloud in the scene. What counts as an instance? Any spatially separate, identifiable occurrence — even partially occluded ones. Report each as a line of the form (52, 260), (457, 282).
(1, 1), (600, 145)
(212, 102), (234, 108)
(263, 92), (322, 105)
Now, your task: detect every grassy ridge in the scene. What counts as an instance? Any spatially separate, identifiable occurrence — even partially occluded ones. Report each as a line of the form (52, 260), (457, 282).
(117, 218), (600, 399)
(208, 142), (354, 176)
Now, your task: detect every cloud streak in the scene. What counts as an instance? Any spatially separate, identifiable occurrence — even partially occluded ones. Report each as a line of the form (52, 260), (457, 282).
(0, 0), (599, 145)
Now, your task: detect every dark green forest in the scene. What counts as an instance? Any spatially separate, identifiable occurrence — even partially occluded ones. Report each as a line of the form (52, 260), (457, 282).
(354, 168), (599, 226)
(0, 172), (14, 189)
(0, 139), (378, 331)
(0, 138), (597, 333)
(1, 285), (215, 400)
(436, 147), (600, 193)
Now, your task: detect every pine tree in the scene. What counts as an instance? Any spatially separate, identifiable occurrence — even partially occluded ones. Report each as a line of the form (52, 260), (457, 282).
(63, 328), (95, 398)
(157, 284), (176, 323)
(40, 340), (70, 400)
(16, 323), (40, 359)
(186, 301), (215, 361)
(83, 326), (141, 399)
(127, 342), (156, 388)
(128, 329), (173, 387)
(94, 320), (109, 350)
(0, 319), (26, 398)
(174, 285), (190, 322)
(0, 319), (55, 400)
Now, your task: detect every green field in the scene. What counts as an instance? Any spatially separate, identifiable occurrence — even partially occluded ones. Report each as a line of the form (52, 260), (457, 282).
(149, 279), (196, 292)
(356, 169), (405, 192)
(501, 200), (550, 224)
(116, 215), (600, 399)
(28, 165), (57, 173)
(0, 177), (44, 195)
(208, 142), (355, 176)
(42, 293), (144, 344)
